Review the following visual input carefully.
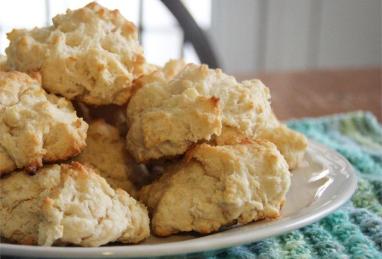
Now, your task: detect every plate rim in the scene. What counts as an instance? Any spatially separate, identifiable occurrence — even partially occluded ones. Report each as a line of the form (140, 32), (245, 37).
(0, 141), (358, 258)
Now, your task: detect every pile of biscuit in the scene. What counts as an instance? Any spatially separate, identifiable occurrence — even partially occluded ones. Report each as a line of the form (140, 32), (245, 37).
(0, 2), (307, 247)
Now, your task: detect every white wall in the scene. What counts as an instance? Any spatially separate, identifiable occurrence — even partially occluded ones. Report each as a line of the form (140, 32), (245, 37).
(210, 0), (382, 73)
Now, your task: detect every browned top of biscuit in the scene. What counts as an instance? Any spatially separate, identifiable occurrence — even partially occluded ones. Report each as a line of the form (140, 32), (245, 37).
(0, 71), (88, 174)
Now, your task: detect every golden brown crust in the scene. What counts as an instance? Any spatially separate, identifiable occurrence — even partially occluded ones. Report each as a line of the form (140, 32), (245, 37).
(132, 59), (186, 95)
(256, 113), (308, 170)
(75, 120), (138, 197)
(139, 141), (290, 236)
(207, 83), (308, 169)
(0, 71), (88, 175)
(126, 64), (276, 162)
(161, 59), (187, 80)
(0, 162), (150, 247)
(126, 79), (223, 162)
(6, 2), (146, 105)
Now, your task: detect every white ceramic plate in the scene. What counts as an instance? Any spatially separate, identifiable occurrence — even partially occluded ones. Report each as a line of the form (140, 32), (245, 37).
(0, 141), (357, 258)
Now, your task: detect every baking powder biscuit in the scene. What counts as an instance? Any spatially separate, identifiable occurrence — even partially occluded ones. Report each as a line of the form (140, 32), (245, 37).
(126, 74), (222, 162)
(75, 120), (138, 197)
(132, 59), (186, 94)
(0, 162), (150, 246)
(161, 59), (187, 80)
(0, 71), (88, 174)
(208, 77), (307, 169)
(139, 141), (290, 236)
(6, 2), (145, 105)
(257, 113), (308, 169)
(126, 64), (273, 162)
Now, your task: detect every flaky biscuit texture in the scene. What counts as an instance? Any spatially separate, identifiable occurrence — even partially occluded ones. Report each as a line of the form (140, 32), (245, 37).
(132, 59), (186, 95)
(169, 65), (274, 144)
(204, 74), (308, 170)
(0, 71), (88, 174)
(257, 124), (307, 170)
(139, 141), (290, 236)
(6, 2), (145, 105)
(127, 78), (222, 162)
(161, 59), (187, 80)
(0, 162), (150, 246)
(126, 64), (273, 162)
(256, 113), (308, 170)
(75, 120), (138, 197)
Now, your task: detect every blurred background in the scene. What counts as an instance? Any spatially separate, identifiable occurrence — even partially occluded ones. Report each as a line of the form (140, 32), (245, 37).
(0, 0), (381, 119)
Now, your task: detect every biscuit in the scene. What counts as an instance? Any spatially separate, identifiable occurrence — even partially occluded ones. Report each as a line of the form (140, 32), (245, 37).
(0, 71), (88, 174)
(258, 124), (307, 170)
(139, 141), (290, 236)
(132, 59), (186, 94)
(140, 63), (160, 76)
(206, 75), (307, 169)
(6, 2), (145, 105)
(211, 77), (275, 145)
(126, 64), (273, 162)
(127, 78), (222, 162)
(216, 112), (308, 170)
(0, 162), (150, 246)
(256, 113), (308, 170)
(161, 59), (187, 80)
(75, 120), (138, 197)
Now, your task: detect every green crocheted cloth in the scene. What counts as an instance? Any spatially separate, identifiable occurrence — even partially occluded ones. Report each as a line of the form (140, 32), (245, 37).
(164, 111), (382, 259)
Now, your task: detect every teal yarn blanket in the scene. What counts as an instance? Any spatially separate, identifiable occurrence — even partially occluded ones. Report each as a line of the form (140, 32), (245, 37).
(164, 111), (382, 259)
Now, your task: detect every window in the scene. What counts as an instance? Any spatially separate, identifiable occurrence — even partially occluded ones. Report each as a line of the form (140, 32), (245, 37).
(0, 0), (211, 65)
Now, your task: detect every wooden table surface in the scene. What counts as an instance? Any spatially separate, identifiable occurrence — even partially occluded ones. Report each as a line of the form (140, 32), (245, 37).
(236, 68), (382, 121)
